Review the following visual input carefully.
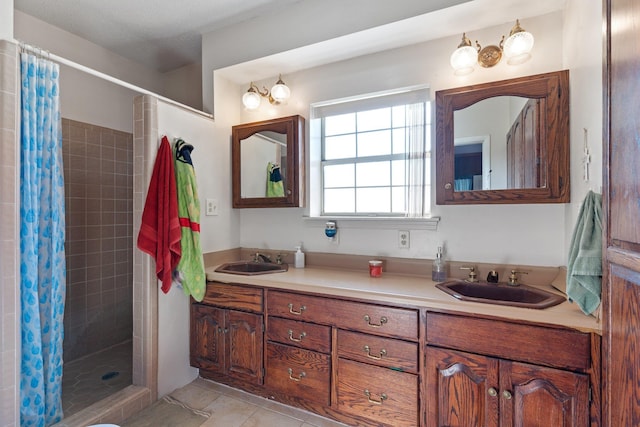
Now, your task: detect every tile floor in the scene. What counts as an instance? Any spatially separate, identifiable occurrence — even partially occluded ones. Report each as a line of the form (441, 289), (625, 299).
(123, 377), (351, 427)
(62, 340), (133, 417)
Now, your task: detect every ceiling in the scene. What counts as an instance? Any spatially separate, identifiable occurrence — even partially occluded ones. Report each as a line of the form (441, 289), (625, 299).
(14, 0), (565, 75)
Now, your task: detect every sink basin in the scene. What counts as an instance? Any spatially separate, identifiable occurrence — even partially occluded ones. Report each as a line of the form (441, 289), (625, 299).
(436, 280), (566, 309)
(215, 261), (288, 275)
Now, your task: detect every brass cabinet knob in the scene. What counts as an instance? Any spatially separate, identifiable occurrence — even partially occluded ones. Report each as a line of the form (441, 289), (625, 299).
(364, 389), (388, 405)
(503, 390), (512, 400)
(287, 329), (307, 342)
(363, 314), (388, 327)
(488, 387), (497, 397)
(287, 303), (306, 315)
(363, 345), (387, 360)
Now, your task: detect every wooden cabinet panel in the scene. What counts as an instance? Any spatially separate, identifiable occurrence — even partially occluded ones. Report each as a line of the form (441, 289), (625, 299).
(426, 346), (499, 427)
(427, 346), (589, 427)
(202, 281), (263, 312)
(190, 303), (263, 385)
(501, 360), (589, 427)
(190, 303), (225, 373)
(265, 342), (330, 406)
(607, 266), (640, 426)
(336, 358), (419, 427)
(267, 290), (418, 340)
(337, 329), (418, 373)
(227, 310), (263, 384)
(427, 312), (591, 371)
(266, 316), (331, 353)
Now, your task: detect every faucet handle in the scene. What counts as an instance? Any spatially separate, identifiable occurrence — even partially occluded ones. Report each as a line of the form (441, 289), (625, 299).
(275, 253), (285, 265)
(460, 266), (478, 282)
(508, 269), (528, 286)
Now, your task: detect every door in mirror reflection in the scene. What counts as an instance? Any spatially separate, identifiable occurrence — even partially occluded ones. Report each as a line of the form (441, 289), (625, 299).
(240, 130), (288, 198)
(453, 96), (541, 191)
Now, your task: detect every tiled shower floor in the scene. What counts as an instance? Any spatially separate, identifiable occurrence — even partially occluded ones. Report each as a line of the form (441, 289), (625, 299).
(62, 340), (132, 417)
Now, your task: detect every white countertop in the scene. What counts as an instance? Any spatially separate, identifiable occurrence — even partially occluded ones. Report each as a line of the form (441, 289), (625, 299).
(205, 265), (601, 335)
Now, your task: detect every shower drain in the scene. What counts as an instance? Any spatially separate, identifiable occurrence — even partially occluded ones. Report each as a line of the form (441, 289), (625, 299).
(101, 371), (120, 381)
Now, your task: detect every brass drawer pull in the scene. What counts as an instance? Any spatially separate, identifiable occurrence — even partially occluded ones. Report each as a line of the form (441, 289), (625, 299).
(364, 389), (387, 405)
(363, 345), (387, 360)
(288, 329), (307, 342)
(288, 303), (306, 315)
(488, 387), (497, 397)
(363, 314), (388, 327)
(287, 368), (306, 382)
(503, 390), (512, 400)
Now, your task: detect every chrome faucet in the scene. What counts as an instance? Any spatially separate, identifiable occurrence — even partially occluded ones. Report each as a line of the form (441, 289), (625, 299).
(253, 252), (272, 263)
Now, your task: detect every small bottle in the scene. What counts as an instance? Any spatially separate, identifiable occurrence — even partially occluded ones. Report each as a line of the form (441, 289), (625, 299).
(294, 246), (305, 268)
(432, 246), (448, 282)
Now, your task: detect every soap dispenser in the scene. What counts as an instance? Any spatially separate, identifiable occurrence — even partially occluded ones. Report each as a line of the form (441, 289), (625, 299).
(432, 246), (448, 282)
(294, 246), (305, 268)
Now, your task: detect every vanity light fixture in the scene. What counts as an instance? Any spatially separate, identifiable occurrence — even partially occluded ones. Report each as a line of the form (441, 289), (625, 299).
(450, 19), (534, 75)
(242, 74), (291, 110)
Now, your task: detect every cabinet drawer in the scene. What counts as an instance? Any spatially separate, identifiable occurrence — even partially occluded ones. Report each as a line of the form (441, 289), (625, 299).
(426, 312), (591, 371)
(202, 282), (263, 312)
(265, 342), (330, 406)
(337, 330), (418, 373)
(267, 317), (331, 353)
(267, 290), (418, 340)
(337, 358), (419, 427)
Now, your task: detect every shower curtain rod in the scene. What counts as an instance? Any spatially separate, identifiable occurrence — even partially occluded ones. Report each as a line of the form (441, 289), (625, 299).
(18, 40), (213, 120)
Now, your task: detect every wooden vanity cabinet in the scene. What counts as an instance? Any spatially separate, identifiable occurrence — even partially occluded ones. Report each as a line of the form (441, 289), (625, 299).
(190, 282), (264, 386)
(426, 312), (594, 427)
(266, 289), (421, 427)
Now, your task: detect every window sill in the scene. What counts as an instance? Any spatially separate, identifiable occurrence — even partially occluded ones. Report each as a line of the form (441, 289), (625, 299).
(302, 216), (440, 230)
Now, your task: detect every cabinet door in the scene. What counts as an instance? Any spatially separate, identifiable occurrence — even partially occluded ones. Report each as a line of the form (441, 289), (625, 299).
(227, 309), (263, 385)
(190, 304), (225, 373)
(500, 360), (589, 427)
(426, 346), (499, 427)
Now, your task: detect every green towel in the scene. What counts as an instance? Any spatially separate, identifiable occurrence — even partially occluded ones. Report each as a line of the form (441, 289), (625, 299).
(173, 138), (206, 302)
(566, 191), (603, 315)
(266, 162), (285, 197)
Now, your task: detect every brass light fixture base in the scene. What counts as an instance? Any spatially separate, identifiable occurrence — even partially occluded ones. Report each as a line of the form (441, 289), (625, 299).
(476, 35), (505, 68)
(478, 44), (503, 68)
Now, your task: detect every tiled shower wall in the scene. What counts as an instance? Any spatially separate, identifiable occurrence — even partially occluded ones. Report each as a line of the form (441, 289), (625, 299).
(62, 118), (133, 361)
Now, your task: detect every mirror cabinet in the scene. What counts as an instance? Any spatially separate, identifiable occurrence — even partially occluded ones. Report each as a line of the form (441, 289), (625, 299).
(435, 70), (570, 204)
(232, 115), (305, 208)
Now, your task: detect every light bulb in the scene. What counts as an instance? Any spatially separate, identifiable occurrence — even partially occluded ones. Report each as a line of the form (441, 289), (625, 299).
(503, 20), (534, 65)
(450, 46), (477, 75)
(270, 76), (290, 103)
(450, 33), (477, 76)
(242, 90), (261, 110)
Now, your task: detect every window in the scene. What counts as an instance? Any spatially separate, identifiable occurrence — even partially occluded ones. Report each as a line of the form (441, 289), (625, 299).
(311, 88), (431, 217)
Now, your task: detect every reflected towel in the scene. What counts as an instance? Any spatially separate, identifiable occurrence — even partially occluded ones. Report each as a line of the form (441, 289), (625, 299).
(566, 191), (603, 315)
(137, 136), (181, 293)
(266, 162), (285, 197)
(173, 138), (206, 302)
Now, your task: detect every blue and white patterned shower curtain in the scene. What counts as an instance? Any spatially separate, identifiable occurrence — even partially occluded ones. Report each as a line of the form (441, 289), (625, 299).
(19, 52), (66, 427)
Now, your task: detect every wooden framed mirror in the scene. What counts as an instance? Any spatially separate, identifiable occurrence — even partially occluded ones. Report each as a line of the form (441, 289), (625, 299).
(435, 70), (570, 204)
(232, 115), (305, 208)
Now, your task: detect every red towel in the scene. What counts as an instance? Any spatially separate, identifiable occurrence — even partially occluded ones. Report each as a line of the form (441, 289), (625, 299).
(137, 136), (181, 293)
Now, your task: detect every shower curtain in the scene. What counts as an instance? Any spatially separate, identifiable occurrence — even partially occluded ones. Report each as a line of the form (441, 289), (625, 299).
(19, 52), (66, 427)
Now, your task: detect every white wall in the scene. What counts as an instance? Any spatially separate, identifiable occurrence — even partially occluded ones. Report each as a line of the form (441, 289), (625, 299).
(220, 12), (579, 267)
(156, 102), (215, 397)
(1, 0), (12, 41)
(155, 68), (242, 395)
(562, 0), (604, 250)
(201, 0), (469, 114)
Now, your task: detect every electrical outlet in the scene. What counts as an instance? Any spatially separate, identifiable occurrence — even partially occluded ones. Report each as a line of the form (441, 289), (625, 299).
(205, 198), (218, 216)
(398, 230), (410, 248)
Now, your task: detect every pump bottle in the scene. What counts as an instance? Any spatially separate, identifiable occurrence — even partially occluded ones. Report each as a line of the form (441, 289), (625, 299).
(432, 246), (447, 282)
(294, 246), (305, 268)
